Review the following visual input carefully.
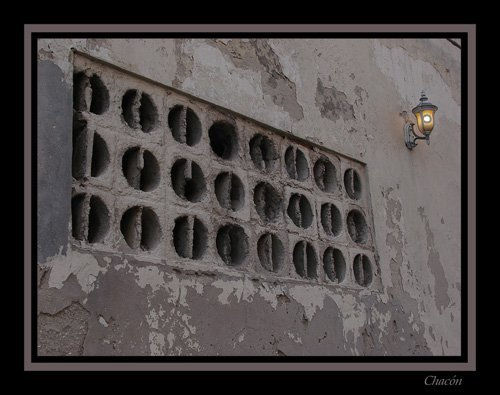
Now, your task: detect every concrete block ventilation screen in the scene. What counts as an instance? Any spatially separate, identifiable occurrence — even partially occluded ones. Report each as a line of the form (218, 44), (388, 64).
(71, 54), (381, 291)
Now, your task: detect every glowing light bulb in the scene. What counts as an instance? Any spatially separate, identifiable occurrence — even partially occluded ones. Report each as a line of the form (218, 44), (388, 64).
(423, 115), (431, 122)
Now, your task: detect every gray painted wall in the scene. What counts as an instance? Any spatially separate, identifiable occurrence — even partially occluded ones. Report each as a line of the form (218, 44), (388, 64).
(37, 38), (461, 356)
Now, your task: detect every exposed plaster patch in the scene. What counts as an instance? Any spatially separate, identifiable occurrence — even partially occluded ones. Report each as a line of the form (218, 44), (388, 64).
(132, 264), (206, 354)
(331, 293), (367, 350)
(185, 338), (201, 353)
(383, 187), (426, 300)
(181, 314), (197, 335)
(47, 249), (108, 294)
(268, 40), (302, 89)
(167, 332), (175, 349)
(134, 265), (204, 307)
(149, 331), (165, 356)
(211, 277), (255, 305)
(181, 41), (266, 113)
(38, 48), (55, 60)
(114, 259), (131, 272)
(134, 265), (166, 293)
(204, 39), (304, 121)
(86, 39), (112, 57)
(315, 78), (355, 122)
(209, 275), (372, 349)
(287, 332), (303, 344)
(384, 188), (407, 290)
(257, 282), (288, 310)
(287, 284), (367, 348)
(145, 305), (165, 330)
(344, 187), (433, 356)
(354, 85), (369, 106)
(211, 277), (288, 310)
(418, 207), (451, 313)
(288, 284), (329, 321)
(98, 316), (109, 327)
(371, 308), (391, 337)
(231, 330), (247, 349)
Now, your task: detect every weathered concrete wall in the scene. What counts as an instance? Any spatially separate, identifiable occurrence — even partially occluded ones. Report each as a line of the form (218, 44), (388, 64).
(37, 38), (461, 356)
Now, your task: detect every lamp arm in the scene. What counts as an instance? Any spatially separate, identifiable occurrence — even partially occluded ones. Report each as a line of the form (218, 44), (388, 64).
(413, 133), (428, 142)
(404, 122), (430, 150)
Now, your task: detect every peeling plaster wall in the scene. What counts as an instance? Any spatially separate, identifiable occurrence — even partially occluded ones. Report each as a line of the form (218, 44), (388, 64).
(37, 38), (461, 356)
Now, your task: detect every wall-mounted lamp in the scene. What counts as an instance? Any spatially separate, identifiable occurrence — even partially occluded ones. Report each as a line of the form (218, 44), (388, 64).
(403, 91), (438, 150)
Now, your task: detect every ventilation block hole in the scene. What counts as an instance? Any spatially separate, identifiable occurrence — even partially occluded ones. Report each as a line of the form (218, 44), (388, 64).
(171, 158), (206, 202)
(122, 90), (158, 133)
(344, 168), (362, 200)
(249, 134), (278, 172)
(347, 209), (369, 244)
(314, 157), (338, 192)
(72, 194), (110, 243)
(120, 206), (161, 251)
(141, 151), (161, 191)
(73, 72), (109, 114)
(139, 93), (158, 133)
(287, 193), (313, 228)
(353, 254), (373, 287)
(71, 193), (87, 241)
(120, 206), (142, 250)
(323, 247), (346, 283)
(320, 203), (342, 236)
(122, 147), (141, 189)
(122, 90), (139, 129)
(285, 146), (309, 181)
(168, 105), (202, 146)
(214, 172), (245, 211)
(87, 195), (110, 244)
(209, 121), (238, 159)
(140, 207), (162, 251)
(173, 216), (208, 259)
(72, 117), (88, 180)
(257, 233), (284, 273)
(88, 74), (110, 114)
(253, 182), (282, 223)
(293, 241), (317, 279)
(90, 133), (110, 178)
(216, 224), (249, 266)
(73, 72), (89, 112)
(122, 147), (160, 192)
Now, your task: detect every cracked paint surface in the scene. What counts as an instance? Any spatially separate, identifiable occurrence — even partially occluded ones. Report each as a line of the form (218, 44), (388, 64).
(38, 248), (432, 356)
(37, 38), (461, 356)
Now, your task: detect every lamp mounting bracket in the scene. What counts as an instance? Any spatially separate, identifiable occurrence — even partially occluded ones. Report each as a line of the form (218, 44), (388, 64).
(404, 122), (429, 150)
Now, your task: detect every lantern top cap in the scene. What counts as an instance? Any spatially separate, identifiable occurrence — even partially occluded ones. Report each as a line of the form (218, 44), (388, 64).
(412, 91), (438, 115)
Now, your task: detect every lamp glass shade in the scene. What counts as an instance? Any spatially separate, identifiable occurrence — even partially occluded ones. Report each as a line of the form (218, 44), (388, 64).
(414, 108), (436, 134)
(412, 92), (438, 135)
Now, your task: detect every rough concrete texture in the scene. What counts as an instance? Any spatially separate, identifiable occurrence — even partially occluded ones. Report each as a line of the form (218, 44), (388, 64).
(37, 38), (461, 356)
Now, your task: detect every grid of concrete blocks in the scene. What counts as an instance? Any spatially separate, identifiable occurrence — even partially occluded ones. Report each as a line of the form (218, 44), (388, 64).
(70, 54), (381, 291)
